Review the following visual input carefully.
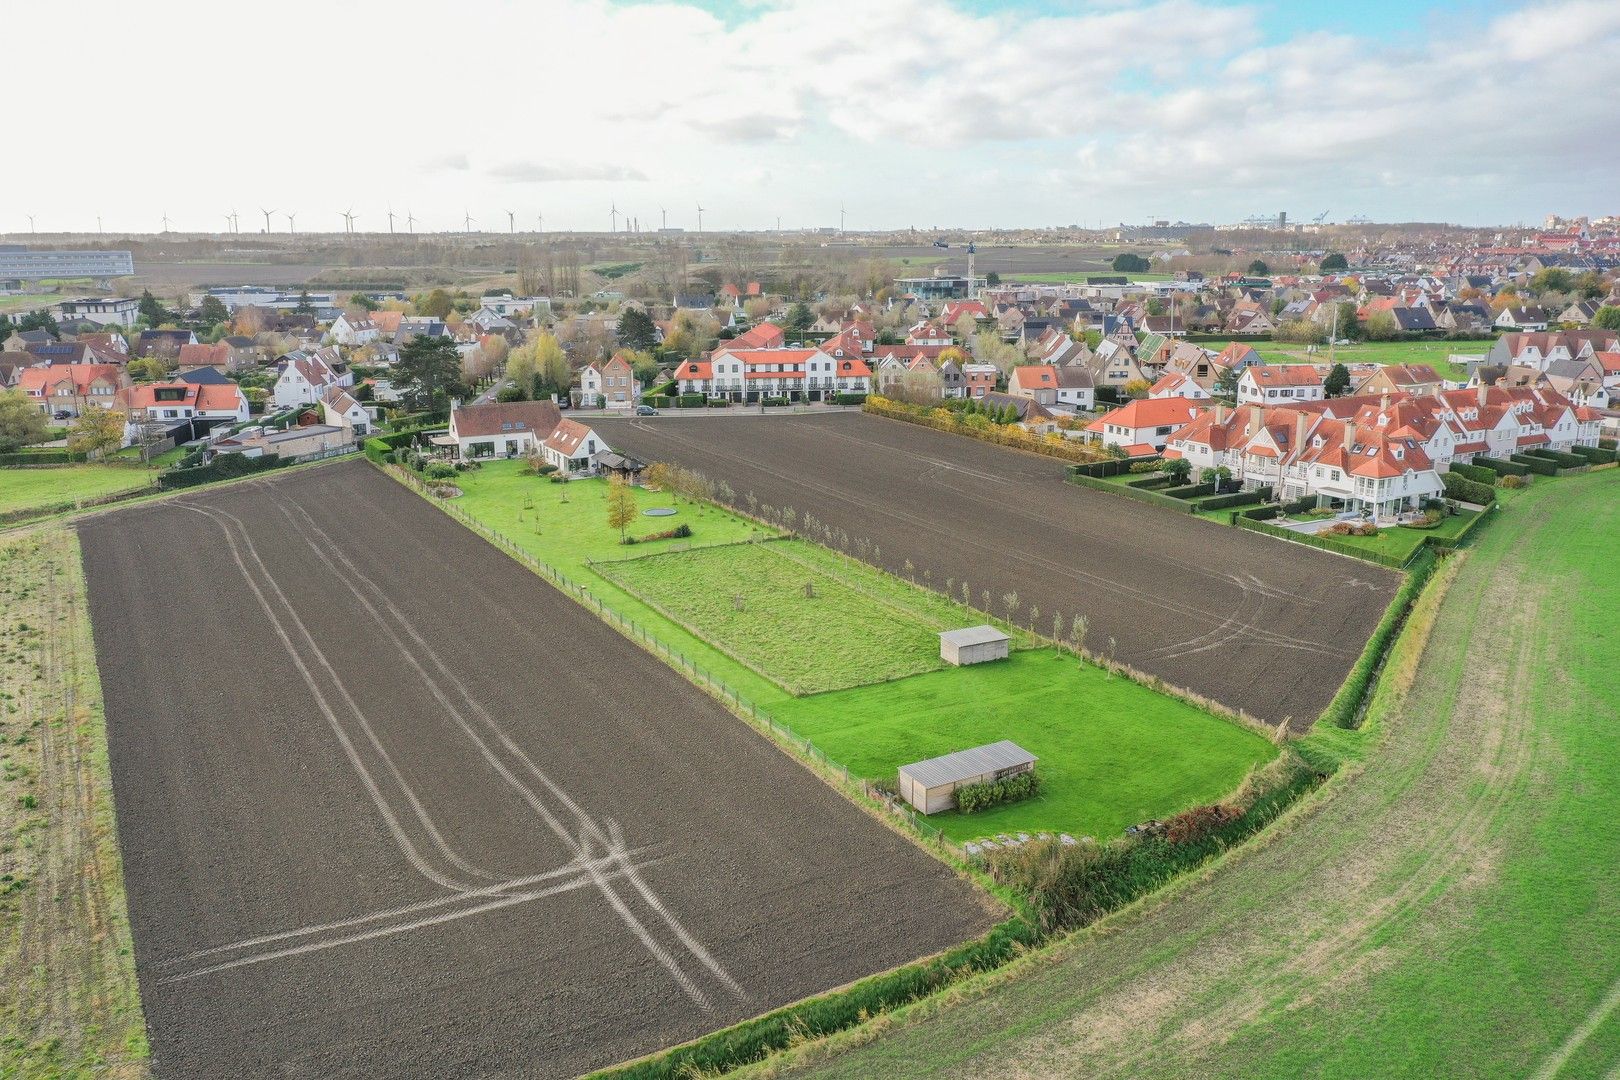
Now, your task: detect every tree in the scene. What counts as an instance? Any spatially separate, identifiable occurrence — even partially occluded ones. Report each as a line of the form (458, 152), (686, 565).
(1530, 268), (1574, 296)
(784, 302), (814, 334)
(533, 333), (569, 395)
(1319, 253), (1348, 271)
(623, 349), (659, 385)
(1364, 310), (1400, 341)
(294, 289), (314, 315)
(66, 407), (126, 460)
(1213, 364), (1240, 401)
(605, 477), (638, 542)
(1162, 457), (1192, 483)
(1324, 362), (1352, 397)
(985, 271), (1001, 286)
(1572, 271), (1607, 299)
(18, 309), (59, 335)
(1246, 259), (1269, 275)
(198, 295), (229, 326)
(138, 289), (173, 325)
(1592, 305), (1620, 331)
(1111, 253), (1150, 273)
(618, 307), (657, 351)
(1333, 301), (1364, 341)
(0, 389), (49, 452)
(349, 293), (380, 311)
(505, 345), (538, 399)
(416, 289), (454, 320)
(937, 345), (967, 365)
(1123, 378), (1151, 399)
(395, 335), (464, 412)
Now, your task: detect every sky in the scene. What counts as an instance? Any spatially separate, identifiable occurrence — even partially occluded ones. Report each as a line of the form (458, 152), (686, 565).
(7, 0), (1618, 234)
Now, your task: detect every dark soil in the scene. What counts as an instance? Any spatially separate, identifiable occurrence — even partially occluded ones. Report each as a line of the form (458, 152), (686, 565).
(78, 460), (994, 1079)
(600, 412), (1399, 728)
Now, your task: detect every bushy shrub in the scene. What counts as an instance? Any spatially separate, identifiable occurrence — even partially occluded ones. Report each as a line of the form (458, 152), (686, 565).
(761, 396), (789, 407)
(706, 399), (732, 408)
(158, 453), (283, 491)
(1442, 470), (1497, 505)
(1509, 453), (1558, 476)
(956, 770), (1041, 814)
(424, 462), (456, 480)
(677, 393), (707, 408)
(1447, 461), (1497, 485)
(1499, 473), (1529, 489)
(833, 393), (868, 406)
(1474, 456), (1529, 477)
(637, 523), (692, 543)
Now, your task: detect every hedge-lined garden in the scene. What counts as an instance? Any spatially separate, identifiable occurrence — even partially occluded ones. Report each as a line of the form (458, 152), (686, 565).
(1317, 547), (1438, 728)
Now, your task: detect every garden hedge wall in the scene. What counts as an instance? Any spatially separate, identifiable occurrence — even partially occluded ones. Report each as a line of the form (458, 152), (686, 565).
(0, 449), (90, 466)
(1571, 444), (1617, 464)
(1474, 456), (1529, 477)
(1522, 447), (1587, 469)
(1447, 461), (1497, 485)
(1508, 453), (1559, 476)
(1233, 515), (1411, 568)
(1441, 471), (1497, 505)
(1072, 456), (1158, 479)
(1069, 472), (1198, 512)
(158, 453), (284, 491)
(1318, 547), (1438, 728)
(1194, 488), (1267, 511)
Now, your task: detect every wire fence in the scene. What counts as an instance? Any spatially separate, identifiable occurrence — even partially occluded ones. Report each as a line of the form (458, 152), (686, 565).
(386, 464), (953, 849)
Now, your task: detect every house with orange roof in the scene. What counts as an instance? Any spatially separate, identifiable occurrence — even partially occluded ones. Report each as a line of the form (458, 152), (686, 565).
(540, 418), (610, 475)
(1086, 396), (1203, 454)
(1149, 371), (1211, 401)
(1236, 364), (1324, 406)
(16, 362), (127, 418)
(115, 380), (250, 444)
(1356, 363), (1445, 397)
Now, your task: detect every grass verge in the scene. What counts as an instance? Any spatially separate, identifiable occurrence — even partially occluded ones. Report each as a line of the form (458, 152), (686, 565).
(0, 529), (148, 1078)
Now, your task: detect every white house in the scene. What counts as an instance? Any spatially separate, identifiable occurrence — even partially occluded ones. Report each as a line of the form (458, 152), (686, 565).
(579, 353), (640, 409)
(1237, 365), (1325, 406)
(321, 384), (371, 436)
(446, 400), (562, 459)
(56, 297), (140, 327)
(1149, 371), (1211, 400)
(540, 418), (608, 475)
(1085, 397), (1203, 454)
(273, 349), (352, 409)
(330, 312), (380, 347)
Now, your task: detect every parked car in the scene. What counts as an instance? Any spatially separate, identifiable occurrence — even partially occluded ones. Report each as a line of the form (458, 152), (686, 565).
(53, 410), (72, 420)
(635, 405), (659, 416)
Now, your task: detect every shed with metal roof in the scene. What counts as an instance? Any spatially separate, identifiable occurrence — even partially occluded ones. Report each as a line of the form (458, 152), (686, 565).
(897, 740), (1037, 815)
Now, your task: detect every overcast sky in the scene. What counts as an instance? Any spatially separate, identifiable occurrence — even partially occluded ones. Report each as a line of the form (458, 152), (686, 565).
(9, 0), (1618, 234)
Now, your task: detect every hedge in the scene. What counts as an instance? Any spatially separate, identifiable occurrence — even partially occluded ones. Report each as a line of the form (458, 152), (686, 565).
(1318, 547), (1438, 728)
(1447, 461), (1497, 485)
(1474, 456), (1530, 477)
(1160, 481), (1217, 499)
(865, 397), (1109, 465)
(0, 449), (90, 466)
(705, 399), (732, 408)
(595, 918), (1041, 1079)
(364, 428), (427, 465)
(1072, 456), (1158, 479)
(1240, 504), (1282, 521)
(1441, 471), (1497, 505)
(956, 771), (1041, 814)
(677, 394), (707, 408)
(1508, 453), (1559, 476)
(1069, 471), (1199, 512)
(158, 453), (284, 490)
(1193, 488), (1267, 511)
(834, 393), (868, 406)
(1571, 444), (1618, 465)
(1522, 447), (1587, 469)
(1125, 474), (1173, 490)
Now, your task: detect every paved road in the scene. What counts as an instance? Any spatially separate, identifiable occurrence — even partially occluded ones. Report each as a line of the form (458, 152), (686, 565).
(81, 461), (993, 1078)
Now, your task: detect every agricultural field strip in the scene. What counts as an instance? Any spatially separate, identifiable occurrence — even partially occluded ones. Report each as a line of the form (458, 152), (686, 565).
(627, 417), (1348, 660)
(84, 460), (990, 1078)
(798, 474), (1620, 1079)
(171, 488), (741, 1008)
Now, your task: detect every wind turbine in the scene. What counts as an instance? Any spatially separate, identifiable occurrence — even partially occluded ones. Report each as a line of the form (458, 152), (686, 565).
(463, 210), (476, 232)
(97, 215), (103, 234)
(161, 212), (172, 233)
(387, 207), (396, 234)
(224, 212), (235, 234)
(286, 212), (297, 233)
(407, 211), (417, 234)
(660, 206), (667, 231)
(610, 202), (619, 234)
(260, 208), (276, 233)
(537, 212), (544, 234)
(340, 209), (355, 234)
(349, 212), (360, 234)
(840, 204), (846, 233)
(26, 214), (36, 233)
(696, 202), (704, 232)
(505, 209), (515, 234)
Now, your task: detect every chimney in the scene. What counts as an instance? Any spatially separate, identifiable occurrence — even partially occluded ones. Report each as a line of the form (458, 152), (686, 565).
(1477, 382), (1489, 407)
(1344, 418), (1357, 449)
(1214, 403), (1228, 425)
(1245, 405), (1262, 437)
(1295, 409), (1311, 450)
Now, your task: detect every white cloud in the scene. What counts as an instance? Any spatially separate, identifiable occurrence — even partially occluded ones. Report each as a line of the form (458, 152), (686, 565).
(3, 0), (1616, 231)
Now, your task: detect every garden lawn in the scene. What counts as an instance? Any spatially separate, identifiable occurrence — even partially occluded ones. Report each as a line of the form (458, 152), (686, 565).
(1206, 339), (1479, 381)
(595, 540), (1015, 694)
(1288, 508), (1478, 563)
(0, 466), (156, 517)
(772, 649), (1276, 843)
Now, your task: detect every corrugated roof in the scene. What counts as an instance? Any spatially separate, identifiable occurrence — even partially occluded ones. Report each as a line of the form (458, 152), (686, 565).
(899, 740), (1036, 790)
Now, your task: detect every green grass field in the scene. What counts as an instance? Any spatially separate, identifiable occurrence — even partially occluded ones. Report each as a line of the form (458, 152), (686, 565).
(0, 466), (156, 517)
(1283, 507), (1479, 562)
(445, 461), (1274, 843)
(801, 472), (1620, 1079)
(595, 540), (1007, 694)
(773, 650), (1276, 843)
(1206, 339), (1482, 381)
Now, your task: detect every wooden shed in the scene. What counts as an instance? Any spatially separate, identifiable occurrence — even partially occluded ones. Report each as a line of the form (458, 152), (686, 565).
(938, 625), (1010, 666)
(898, 740), (1037, 815)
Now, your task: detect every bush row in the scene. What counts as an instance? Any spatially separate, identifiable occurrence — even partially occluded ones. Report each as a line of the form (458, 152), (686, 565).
(1160, 481), (1217, 500)
(1441, 470), (1497, 505)
(1240, 504), (1281, 521)
(1069, 471), (1199, 513)
(158, 453), (284, 491)
(1523, 447), (1588, 469)
(1508, 453), (1559, 476)
(597, 918), (1041, 1079)
(834, 392), (868, 406)
(1446, 461), (1497, 486)
(987, 756), (1320, 934)
(1194, 488), (1267, 511)
(1072, 456), (1158, 478)
(956, 771), (1041, 814)
(624, 523), (692, 545)
(1317, 547), (1438, 728)
(1570, 444), (1616, 464)
(865, 397), (1106, 465)
(0, 449), (90, 466)
(363, 428), (426, 465)
(1474, 456), (1530, 477)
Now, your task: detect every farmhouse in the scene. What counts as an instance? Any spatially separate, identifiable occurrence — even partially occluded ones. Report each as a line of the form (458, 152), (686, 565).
(540, 418), (610, 475)
(939, 625), (1010, 666)
(898, 741), (1037, 815)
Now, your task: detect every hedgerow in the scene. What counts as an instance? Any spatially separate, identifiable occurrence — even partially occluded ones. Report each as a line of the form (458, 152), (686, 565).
(956, 771), (1041, 814)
